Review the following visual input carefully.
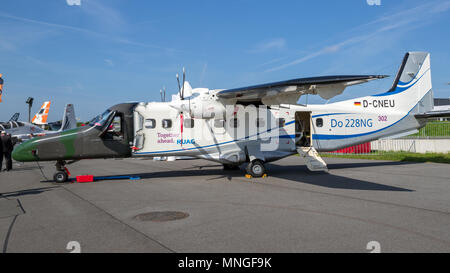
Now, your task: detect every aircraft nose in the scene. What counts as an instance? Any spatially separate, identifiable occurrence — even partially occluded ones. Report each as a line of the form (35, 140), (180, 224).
(12, 140), (38, 162)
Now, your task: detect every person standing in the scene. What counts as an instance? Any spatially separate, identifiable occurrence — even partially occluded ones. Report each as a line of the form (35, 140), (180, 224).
(1, 131), (13, 171)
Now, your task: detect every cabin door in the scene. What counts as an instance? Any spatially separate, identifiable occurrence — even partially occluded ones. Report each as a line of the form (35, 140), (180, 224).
(295, 111), (312, 147)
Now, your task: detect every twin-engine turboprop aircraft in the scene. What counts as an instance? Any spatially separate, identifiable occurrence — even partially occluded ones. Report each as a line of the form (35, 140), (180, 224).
(12, 52), (450, 182)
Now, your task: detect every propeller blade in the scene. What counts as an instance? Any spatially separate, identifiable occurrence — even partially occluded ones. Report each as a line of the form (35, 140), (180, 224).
(181, 67), (186, 100)
(176, 73), (182, 99)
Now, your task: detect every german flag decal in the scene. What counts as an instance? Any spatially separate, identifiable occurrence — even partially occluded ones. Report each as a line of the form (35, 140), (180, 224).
(354, 101), (361, 106)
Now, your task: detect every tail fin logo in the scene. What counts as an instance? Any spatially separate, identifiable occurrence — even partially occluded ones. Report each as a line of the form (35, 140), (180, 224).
(32, 101), (51, 125)
(0, 73), (4, 103)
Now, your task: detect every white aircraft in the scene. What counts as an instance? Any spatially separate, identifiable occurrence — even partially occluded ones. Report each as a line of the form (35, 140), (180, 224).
(130, 52), (447, 176)
(12, 52), (450, 182)
(0, 102), (77, 142)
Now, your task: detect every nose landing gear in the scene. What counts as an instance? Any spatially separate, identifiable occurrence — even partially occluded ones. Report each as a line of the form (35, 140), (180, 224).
(54, 160), (71, 183)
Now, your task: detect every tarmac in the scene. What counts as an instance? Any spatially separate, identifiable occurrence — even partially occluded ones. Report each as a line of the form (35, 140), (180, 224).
(0, 156), (449, 253)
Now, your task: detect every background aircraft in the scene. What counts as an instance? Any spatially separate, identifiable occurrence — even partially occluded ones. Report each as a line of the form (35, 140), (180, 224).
(0, 103), (77, 142)
(31, 101), (51, 125)
(9, 113), (19, 122)
(12, 52), (450, 182)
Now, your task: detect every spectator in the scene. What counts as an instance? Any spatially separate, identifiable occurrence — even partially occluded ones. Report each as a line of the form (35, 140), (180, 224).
(1, 131), (13, 171)
(0, 131), (3, 172)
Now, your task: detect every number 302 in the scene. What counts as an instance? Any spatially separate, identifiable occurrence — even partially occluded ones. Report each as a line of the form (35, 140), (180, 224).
(378, 115), (388, 122)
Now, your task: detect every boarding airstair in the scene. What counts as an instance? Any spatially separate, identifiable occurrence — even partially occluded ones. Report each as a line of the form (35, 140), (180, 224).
(297, 146), (328, 172)
(294, 111), (328, 172)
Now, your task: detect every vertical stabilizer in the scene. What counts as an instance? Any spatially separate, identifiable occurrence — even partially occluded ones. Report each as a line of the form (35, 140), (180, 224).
(9, 113), (20, 122)
(59, 104), (77, 131)
(32, 101), (51, 125)
(378, 52), (433, 114)
(0, 73), (4, 103)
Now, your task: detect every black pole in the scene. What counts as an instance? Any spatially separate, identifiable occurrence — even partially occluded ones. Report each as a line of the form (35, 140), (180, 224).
(26, 97), (34, 123)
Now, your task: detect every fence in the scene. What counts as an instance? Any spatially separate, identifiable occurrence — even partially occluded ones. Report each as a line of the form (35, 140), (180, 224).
(323, 121), (450, 155)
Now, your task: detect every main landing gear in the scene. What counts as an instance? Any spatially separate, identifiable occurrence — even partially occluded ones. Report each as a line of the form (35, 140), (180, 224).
(245, 159), (266, 178)
(54, 160), (70, 183)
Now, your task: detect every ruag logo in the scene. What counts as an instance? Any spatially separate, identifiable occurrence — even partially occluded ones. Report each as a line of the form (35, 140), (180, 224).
(177, 139), (195, 145)
(66, 0), (81, 6)
(366, 0), (381, 6)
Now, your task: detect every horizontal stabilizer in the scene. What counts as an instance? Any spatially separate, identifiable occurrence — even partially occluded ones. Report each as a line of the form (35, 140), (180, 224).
(415, 111), (450, 119)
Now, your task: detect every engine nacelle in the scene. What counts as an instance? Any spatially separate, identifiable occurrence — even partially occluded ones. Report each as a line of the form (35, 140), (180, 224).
(189, 101), (226, 119)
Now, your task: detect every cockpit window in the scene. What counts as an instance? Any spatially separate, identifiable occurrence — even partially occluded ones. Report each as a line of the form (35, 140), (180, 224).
(89, 110), (112, 127)
(1, 122), (12, 129)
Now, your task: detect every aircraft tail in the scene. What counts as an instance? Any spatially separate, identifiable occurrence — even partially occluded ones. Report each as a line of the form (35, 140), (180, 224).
(58, 104), (77, 131)
(380, 52), (434, 114)
(9, 113), (20, 122)
(32, 101), (51, 125)
(0, 73), (3, 103)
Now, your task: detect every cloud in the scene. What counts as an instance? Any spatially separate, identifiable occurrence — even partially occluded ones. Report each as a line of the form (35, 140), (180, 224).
(250, 38), (286, 53)
(80, 0), (125, 30)
(104, 59), (114, 67)
(66, 0), (81, 6)
(266, 0), (450, 72)
(0, 11), (178, 52)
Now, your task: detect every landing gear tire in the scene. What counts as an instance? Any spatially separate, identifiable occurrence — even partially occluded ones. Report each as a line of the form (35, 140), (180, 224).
(246, 160), (265, 178)
(54, 171), (68, 183)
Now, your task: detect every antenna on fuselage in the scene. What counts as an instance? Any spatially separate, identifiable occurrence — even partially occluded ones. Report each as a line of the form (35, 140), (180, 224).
(163, 86), (166, 102)
(160, 86), (167, 102)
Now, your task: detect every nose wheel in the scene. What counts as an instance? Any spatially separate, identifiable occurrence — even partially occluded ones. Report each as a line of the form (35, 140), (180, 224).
(54, 171), (68, 183)
(246, 160), (266, 178)
(54, 160), (70, 183)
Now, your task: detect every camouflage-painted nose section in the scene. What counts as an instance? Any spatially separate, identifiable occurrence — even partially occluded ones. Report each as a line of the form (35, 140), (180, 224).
(13, 103), (137, 163)
(12, 139), (38, 162)
(13, 127), (83, 162)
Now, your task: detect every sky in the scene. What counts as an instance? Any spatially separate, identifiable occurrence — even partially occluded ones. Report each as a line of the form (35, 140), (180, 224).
(0, 0), (449, 122)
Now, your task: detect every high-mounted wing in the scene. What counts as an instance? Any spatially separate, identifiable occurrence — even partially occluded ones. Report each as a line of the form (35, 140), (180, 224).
(217, 75), (388, 105)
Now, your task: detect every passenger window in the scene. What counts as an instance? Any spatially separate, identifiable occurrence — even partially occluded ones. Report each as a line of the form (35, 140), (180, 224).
(183, 118), (194, 128)
(162, 119), (172, 129)
(230, 118), (239, 128)
(316, 118), (323, 127)
(214, 119), (225, 128)
(145, 119), (156, 129)
(256, 118), (265, 128)
(277, 118), (285, 127)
